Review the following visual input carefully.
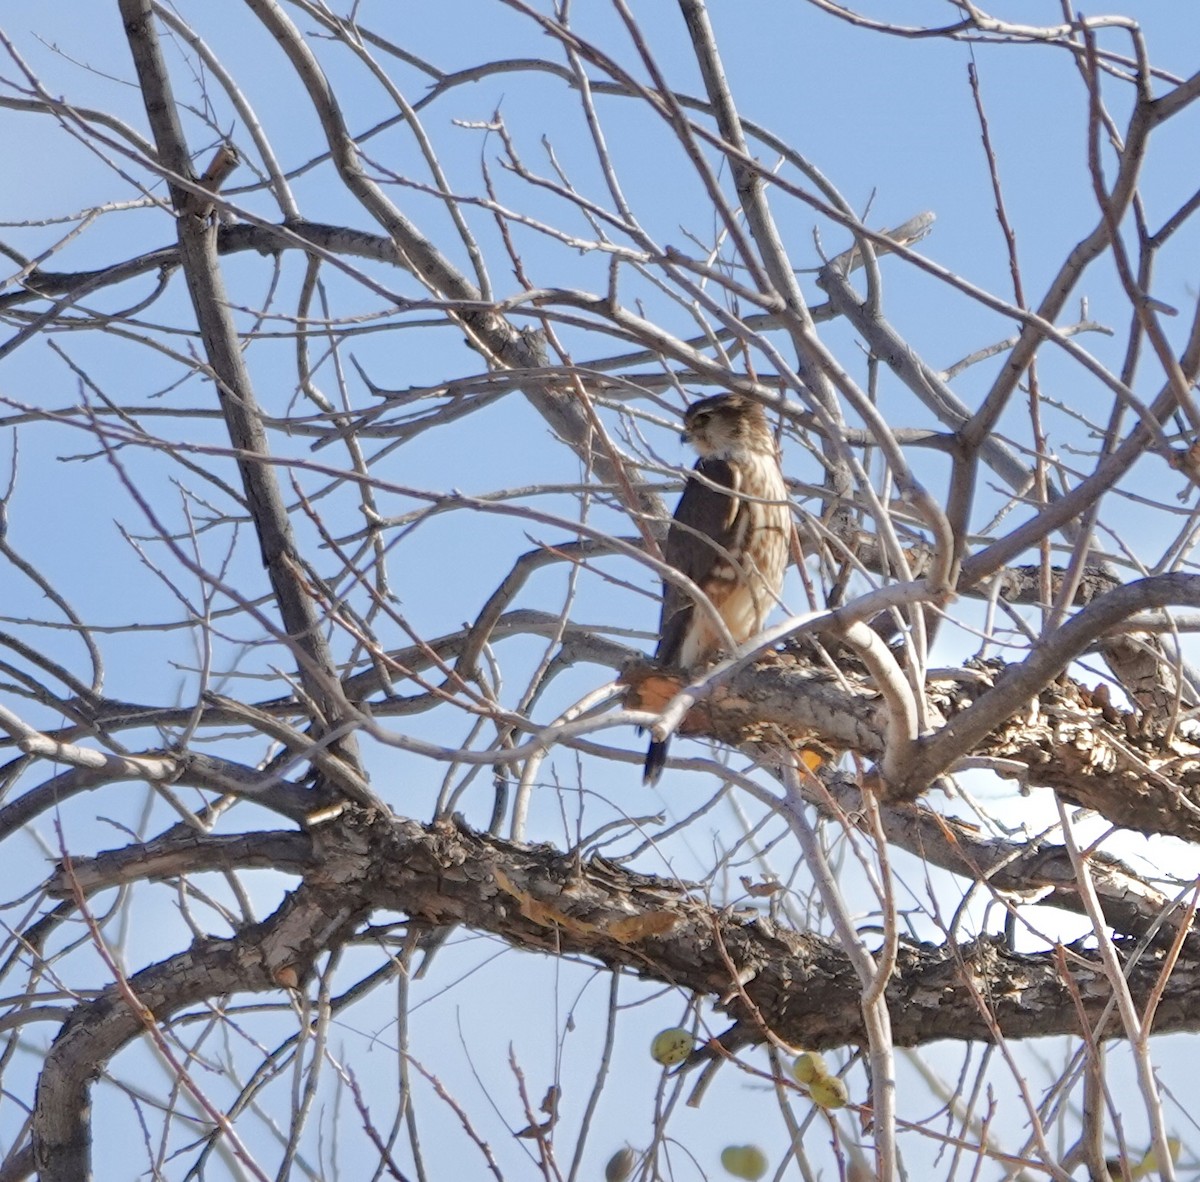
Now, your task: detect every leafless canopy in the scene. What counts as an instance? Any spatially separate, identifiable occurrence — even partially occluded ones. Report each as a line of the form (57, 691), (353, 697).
(3, 2), (1200, 1179)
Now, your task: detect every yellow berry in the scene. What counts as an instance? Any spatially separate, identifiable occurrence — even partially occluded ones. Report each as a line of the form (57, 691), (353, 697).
(809, 1074), (849, 1110)
(720, 1145), (768, 1180)
(791, 1051), (829, 1085)
(649, 1026), (694, 1066)
(1126, 1137), (1181, 1180)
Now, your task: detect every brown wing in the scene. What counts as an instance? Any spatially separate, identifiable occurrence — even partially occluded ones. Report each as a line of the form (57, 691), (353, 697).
(654, 456), (741, 667)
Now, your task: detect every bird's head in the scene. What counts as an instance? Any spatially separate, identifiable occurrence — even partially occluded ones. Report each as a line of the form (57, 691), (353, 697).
(680, 393), (772, 459)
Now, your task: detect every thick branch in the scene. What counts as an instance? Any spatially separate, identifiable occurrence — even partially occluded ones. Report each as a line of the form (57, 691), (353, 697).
(46, 830), (314, 896)
(371, 816), (1200, 1051)
(32, 826), (373, 1180)
(888, 574), (1200, 800)
(118, 0), (361, 775)
(0, 221), (404, 311)
(630, 617), (1200, 845)
(28, 808), (1200, 1175)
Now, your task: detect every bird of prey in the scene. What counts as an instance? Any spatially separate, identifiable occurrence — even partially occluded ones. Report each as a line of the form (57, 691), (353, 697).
(644, 393), (791, 784)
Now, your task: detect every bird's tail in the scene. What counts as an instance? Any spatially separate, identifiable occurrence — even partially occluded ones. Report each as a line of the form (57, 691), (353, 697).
(643, 736), (670, 785)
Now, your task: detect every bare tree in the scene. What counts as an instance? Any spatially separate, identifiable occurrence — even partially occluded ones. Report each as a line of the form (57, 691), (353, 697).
(3, 2), (1200, 1179)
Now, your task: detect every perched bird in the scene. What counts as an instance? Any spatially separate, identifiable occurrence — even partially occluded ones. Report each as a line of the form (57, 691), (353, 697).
(644, 393), (791, 784)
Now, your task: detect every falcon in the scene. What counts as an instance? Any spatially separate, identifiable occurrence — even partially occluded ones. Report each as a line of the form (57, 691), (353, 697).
(644, 393), (791, 784)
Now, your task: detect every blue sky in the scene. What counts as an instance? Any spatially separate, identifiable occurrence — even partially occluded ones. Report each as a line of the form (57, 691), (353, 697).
(4, 2), (1200, 1178)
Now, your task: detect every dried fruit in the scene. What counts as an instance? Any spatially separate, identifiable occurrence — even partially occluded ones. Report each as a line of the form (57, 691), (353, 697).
(605, 1146), (637, 1182)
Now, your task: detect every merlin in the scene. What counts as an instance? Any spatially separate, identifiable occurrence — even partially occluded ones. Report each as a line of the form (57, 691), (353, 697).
(644, 393), (791, 784)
